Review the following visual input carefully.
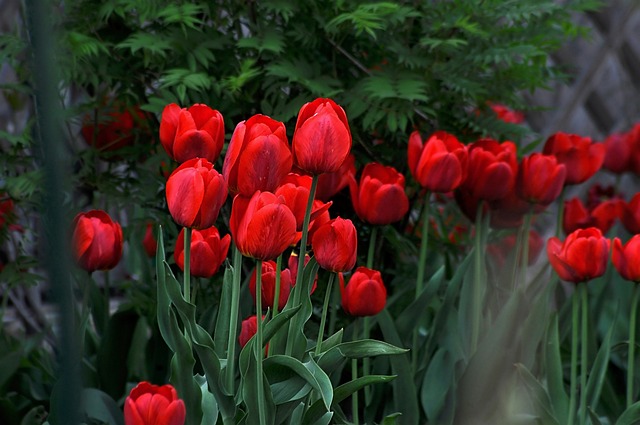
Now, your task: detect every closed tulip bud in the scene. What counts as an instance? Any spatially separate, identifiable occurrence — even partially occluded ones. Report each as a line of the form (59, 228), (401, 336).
(229, 191), (297, 260)
(315, 154), (356, 201)
(516, 153), (566, 207)
(142, 222), (157, 258)
(349, 162), (409, 225)
(547, 227), (610, 283)
(341, 267), (386, 317)
(613, 236), (640, 282)
(124, 382), (185, 425)
(292, 98), (352, 175)
(462, 138), (518, 201)
(542, 132), (605, 185)
(165, 158), (227, 229)
(311, 217), (357, 273)
(223, 114), (292, 196)
(159, 103), (225, 164)
(407, 130), (468, 192)
(249, 260), (293, 310)
(72, 210), (123, 273)
(174, 226), (230, 278)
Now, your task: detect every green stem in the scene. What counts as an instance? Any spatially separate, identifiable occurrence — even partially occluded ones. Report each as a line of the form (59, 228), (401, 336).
(413, 193), (431, 370)
(183, 227), (192, 302)
(556, 188), (565, 238)
(255, 260), (267, 425)
(103, 270), (110, 325)
(273, 254), (283, 318)
(568, 286), (580, 425)
(352, 320), (359, 425)
(628, 284), (640, 407)
(328, 281), (339, 337)
(519, 211), (533, 288)
(363, 227), (377, 402)
(579, 283), (588, 425)
(315, 273), (336, 356)
(226, 246), (243, 394)
(470, 201), (485, 354)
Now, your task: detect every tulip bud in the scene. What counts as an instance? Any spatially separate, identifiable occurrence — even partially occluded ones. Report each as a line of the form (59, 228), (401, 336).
(547, 227), (610, 283)
(72, 210), (123, 273)
(341, 267), (386, 317)
(124, 382), (186, 425)
(249, 260), (293, 311)
(613, 236), (640, 283)
(542, 132), (605, 185)
(174, 226), (230, 278)
(311, 217), (357, 273)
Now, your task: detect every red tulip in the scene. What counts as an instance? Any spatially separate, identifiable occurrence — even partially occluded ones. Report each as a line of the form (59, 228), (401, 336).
(223, 114), (292, 197)
(72, 210), (123, 273)
(613, 236), (640, 282)
(487, 230), (544, 270)
(165, 158), (227, 229)
(603, 132), (632, 174)
(516, 153), (566, 207)
(462, 138), (518, 201)
(307, 200), (332, 245)
(174, 226), (230, 278)
(542, 132), (605, 185)
(315, 154), (356, 201)
(288, 252), (318, 293)
(249, 260), (293, 310)
(547, 227), (610, 283)
(81, 103), (149, 153)
(349, 162), (409, 225)
(341, 267), (386, 317)
(124, 381), (185, 425)
(239, 315), (267, 352)
(292, 98), (352, 175)
(0, 194), (15, 231)
(159, 103), (225, 164)
(627, 124), (640, 173)
(622, 193), (640, 234)
(275, 173), (312, 231)
(564, 197), (623, 235)
(229, 191), (297, 260)
(407, 130), (468, 192)
(143, 222), (157, 258)
(311, 217), (357, 273)
(489, 103), (525, 124)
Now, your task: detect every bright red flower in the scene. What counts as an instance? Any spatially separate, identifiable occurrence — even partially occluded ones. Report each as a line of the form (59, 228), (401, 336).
(516, 153), (566, 207)
(81, 103), (149, 153)
(542, 132), (605, 185)
(613, 236), (640, 282)
(249, 260), (293, 311)
(307, 200), (332, 244)
(407, 130), (468, 193)
(489, 103), (525, 124)
(341, 267), (386, 317)
(288, 252), (318, 293)
(275, 173), (330, 232)
(462, 139), (518, 201)
(159, 103), (225, 164)
(292, 98), (352, 175)
(143, 222), (157, 258)
(315, 154), (356, 201)
(165, 158), (227, 229)
(124, 382), (185, 425)
(547, 227), (610, 283)
(223, 114), (292, 197)
(72, 210), (123, 273)
(603, 132), (632, 174)
(174, 226), (230, 278)
(311, 217), (357, 273)
(229, 191), (297, 260)
(564, 197), (623, 235)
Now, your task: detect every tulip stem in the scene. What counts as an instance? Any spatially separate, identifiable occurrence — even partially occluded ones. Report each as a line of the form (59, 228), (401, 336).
(255, 259), (267, 425)
(183, 227), (192, 302)
(628, 284), (640, 407)
(579, 283), (588, 425)
(328, 281), (339, 337)
(568, 285), (580, 425)
(556, 188), (565, 237)
(413, 192), (430, 371)
(363, 226), (378, 403)
(352, 320), (360, 425)
(103, 270), (110, 329)
(226, 245), (243, 394)
(470, 202), (485, 354)
(273, 254), (283, 319)
(519, 211), (533, 288)
(315, 272), (336, 356)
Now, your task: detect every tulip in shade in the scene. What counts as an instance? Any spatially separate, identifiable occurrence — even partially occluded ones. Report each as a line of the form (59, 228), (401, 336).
(349, 162), (409, 225)
(239, 315), (267, 352)
(315, 154), (356, 201)
(407, 130), (468, 193)
(288, 252), (317, 293)
(563, 198), (623, 235)
(547, 227), (610, 283)
(341, 267), (386, 317)
(516, 153), (566, 207)
(142, 223), (157, 258)
(72, 210), (123, 273)
(292, 98), (352, 175)
(542, 132), (605, 185)
(603, 132), (633, 174)
(174, 226), (230, 278)
(275, 173), (331, 232)
(165, 158), (227, 229)
(229, 191), (297, 261)
(223, 114), (292, 196)
(311, 217), (358, 273)
(622, 193), (640, 235)
(613, 236), (640, 282)
(0, 194), (15, 231)
(124, 381), (186, 425)
(81, 104), (149, 153)
(249, 260), (293, 311)
(462, 138), (518, 201)
(159, 103), (225, 164)
(489, 103), (525, 124)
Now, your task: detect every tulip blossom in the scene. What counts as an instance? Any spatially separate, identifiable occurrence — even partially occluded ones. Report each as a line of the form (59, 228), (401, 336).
(142, 222), (157, 258)
(489, 103), (525, 124)
(288, 252), (318, 293)
(275, 173), (330, 232)
(547, 227), (610, 283)
(159, 103), (225, 164)
(311, 217), (358, 273)
(461, 138), (518, 202)
(564, 197), (623, 235)
(229, 191), (297, 260)
(341, 267), (386, 317)
(174, 226), (230, 278)
(81, 104), (149, 153)
(407, 130), (468, 193)
(165, 158), (227, 229)
(603, 132), (632, 174)
(223, 114), (292, 196)
(542, 132), (605, 185)
(124, 381), (185, 425)
(239, 315), (267, 352)
(622, 193), (640, 235)
(349, 162), (409, 225)
(315, 154), (356, 201)
(249, 260), (293, 311)
(516, 153), (566, 207)
(0, 194), (15, 231)
(292, 98), (352, 175)
(72, 210), (123, 273)
(613, 236), (640, 282)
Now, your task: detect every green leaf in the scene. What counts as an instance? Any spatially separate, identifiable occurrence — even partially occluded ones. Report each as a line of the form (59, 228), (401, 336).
(237, 29), (285, 54)
(326, 339), (408, 359)
(317, 328), (343, 354)
(586, 310), (616, 413)
(214, 264), (235, 359)
(545, 315), (569, 423)
(515, 364), (560, 425)
(81, 388), (124, 425)
(616, 400), (640, 425)
(196, 375), (219, 425)
(420, 347), (456, 421)
(264, 356), (332, 410)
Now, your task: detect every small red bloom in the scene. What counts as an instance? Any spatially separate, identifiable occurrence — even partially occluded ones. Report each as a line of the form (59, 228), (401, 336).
(311, 217), (358, 273)
(564, 197), (623, 235)
(341, 267), (386, 317)
(622, 193), (640, 234)
(516, 153), (566, 207)
(72, 210), (123, 273)
(275, 173), (330, 232)
(81, 103), (149, 153)
(174, 226), (230, 278)
(124, 382), (185, 425)
(159, 103), (225, 164)
(143, 222), (157, 258)
(489, 103), (525, 124)
(315, 154), (356, 201)
(462, 138), (518, 201)
(165, 158), (227, 229)
(239, 315), (267, 353)
(613, 236), (640, 282)
(547, 227), (610, 283)
(542, 132), (605, 185)
(249, 260), (293, 311)
(603, 132), (632, 174)
(0, 194), (15, 231)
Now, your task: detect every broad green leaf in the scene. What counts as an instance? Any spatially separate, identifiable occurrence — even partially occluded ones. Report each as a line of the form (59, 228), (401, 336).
(196, 375), (219, 425)
(515, 364), (560, 425)
(264, 355), (332, 409)
(545, 315), (569, 423)
(317, 328), (343, 354)
(421, 347), (456, 421)
(616, 400), (640, 425)
(81, 388), (123, 425)
(586, 311), (616, 413)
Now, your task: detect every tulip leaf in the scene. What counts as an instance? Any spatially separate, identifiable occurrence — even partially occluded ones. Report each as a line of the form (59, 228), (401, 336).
(380, 412), (403, 424)
(395, 265), (445, 336)
(240, 341), (276, 425)
(80, 388), (123, 425)
(586, 308), (616, 413)
(213, 263), (235, 359)
(545, 315), (569, 423)
(420, 347), (456, 422)
(615, 400), (640, 425)
(264, 355), (332, 409)
(589, 408), (604, 425)
(515, 363), (560, 425)
(317, 328), (343, 354)
(196, 374), (219, 425)
(328, 339), (408, 358)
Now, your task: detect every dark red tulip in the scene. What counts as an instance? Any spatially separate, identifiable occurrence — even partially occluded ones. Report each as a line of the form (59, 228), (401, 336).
(275, 173), (331, 232)
(174, 226), (230, 278)
(613, 236), (640, 282)
(542, 132), (605, 185)
(489, 103), (525, 124)
(462, 138), (518, 201)
(143, 222), (157, 258)
(159, 103), (225, 164)
(341, 267), (386, 317)
(249, 260), (293, 311)
(229, 191), (297, 260)
(239, 315), (267, 352)
(72, 210), (123, 273)
(603, 132), (632, 174)
(124, 381), (185, 425)
(288, 252), (317, 293)
(223, 114), (292, 197)
(81, 103), (149, 153)
(407, 130), (468, 193)
(547, 227), (610, 283)
(0, 194), (15, 231)
(315, 154), (356, 201)
(165, 158), (227, 229)
(627, 124), (640, 173)
(564, 197), (623, 235)
(516, 153), (566, 207)
(311, 217), (357, 273)
(622, 193), (640, 234)
(292, 98), (352, 175)
(349, 163), (409, 225)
